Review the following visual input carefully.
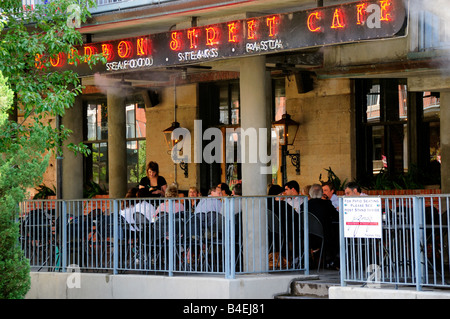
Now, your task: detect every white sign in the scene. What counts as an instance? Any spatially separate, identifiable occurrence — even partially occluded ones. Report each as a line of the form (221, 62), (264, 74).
(343, 197), (382, 238)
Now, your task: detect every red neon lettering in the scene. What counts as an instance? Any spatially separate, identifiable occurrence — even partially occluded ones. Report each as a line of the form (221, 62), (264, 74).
(247, 19), (257, 40)
(331, 8), (345, 29)
(228, 22), (238, 43)
(84, 46), (97, 62)
(50, 52), (65, 67)
(137, 37), (150, 56)
(101, 44), (114, 61)
(266, 16), (279, 37)
(206, 27), (219, 46)
(380, 0), (391, 21)
(67, 48), (78, 65)
(35, 54), (44, 69)
(356, 4), (367, 25)
(118, 41), (133, 58)
(307, 12), (322, 32)
(187, 29), (199, 49)
(170, 32), (182, 51)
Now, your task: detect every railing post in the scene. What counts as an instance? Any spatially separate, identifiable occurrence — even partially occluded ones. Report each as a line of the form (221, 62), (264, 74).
(339, 196), (346, 287)
(61, 200), (67, 273)
(168, 199), (174, 276)
(113, 200), (119, 275)
(303, 199), (309, 276)
(413, 196), (424, 291)
(225, 197), (235, 279)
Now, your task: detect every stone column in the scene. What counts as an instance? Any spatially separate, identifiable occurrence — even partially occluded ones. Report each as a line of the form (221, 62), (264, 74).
(239, 55), (271, 272)
(62, 95), (84, 199)
(107, 87), (128, 198)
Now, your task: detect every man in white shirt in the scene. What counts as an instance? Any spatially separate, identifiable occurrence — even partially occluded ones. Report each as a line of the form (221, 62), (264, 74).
(344, 182), (367, 196)
(283, 180), (304, 213)
(194, 187), (222, 214)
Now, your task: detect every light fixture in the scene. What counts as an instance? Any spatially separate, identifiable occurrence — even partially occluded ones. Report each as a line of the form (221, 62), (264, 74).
(272, 113), (300, 184)
(162, 121), (188, 178)
(272, 113), (299, 146)
(163, 121), (180, 150)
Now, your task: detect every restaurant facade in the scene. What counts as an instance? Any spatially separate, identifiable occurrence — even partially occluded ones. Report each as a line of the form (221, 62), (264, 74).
(32, 0), (450, 199)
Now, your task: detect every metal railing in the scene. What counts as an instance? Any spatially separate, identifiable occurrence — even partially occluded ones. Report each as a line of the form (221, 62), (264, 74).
(18, 195), (309, 278)
(339, 195), (450, 291)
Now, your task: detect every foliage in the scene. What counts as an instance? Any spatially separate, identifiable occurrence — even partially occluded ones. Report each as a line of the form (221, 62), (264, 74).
(364, 166), (424, 190)
(320, 165), (428, 192)
(319, 167), (348, 191)
(0, 0), (103, 298)
(84, 180), (108, 198)
(33, 184), (56, 199)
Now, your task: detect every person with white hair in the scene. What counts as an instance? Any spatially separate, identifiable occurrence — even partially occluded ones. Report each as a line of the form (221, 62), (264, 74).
(308, 183), (339, 269)
(155, 183), (184, 216)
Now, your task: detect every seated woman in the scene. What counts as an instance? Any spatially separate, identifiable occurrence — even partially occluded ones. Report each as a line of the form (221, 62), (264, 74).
(187, 186), (201, 213)
(155, 183), (185, 216)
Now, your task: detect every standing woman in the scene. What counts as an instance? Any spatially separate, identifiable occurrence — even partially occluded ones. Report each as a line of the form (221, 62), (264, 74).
(139, 161), (167, 197)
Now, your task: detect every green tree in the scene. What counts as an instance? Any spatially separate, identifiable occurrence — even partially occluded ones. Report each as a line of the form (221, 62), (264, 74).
(0, 0), (102, 298)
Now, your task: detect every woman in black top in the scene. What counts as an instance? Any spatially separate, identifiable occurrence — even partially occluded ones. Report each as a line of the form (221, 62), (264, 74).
(139, 161), (167, 197)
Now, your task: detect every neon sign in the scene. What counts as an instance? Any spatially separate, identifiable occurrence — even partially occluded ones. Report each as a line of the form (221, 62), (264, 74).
(228, 22), (239, 43)
(247, 19), (258, 40)
(331, 9), (346, 29)
(205, 27), (220, 46)
(307, 12), (322, 32)
(51, 0), (405, 75)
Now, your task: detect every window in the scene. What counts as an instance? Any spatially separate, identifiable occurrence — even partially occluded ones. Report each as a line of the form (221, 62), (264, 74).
(84, 98), (147, 192)
(85, 101), (109, 188)
(355, 79), (441, 186)
(219, 81), (240, 125)
(125, 102), (147, 189)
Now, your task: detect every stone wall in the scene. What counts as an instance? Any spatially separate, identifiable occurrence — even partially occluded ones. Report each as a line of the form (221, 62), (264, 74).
(285, 76), (353, 190)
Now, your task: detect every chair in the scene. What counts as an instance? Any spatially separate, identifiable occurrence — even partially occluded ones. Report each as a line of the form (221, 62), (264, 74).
(267, 203), (302, 270)
(117, 215), (136, 270)
(200, 211), (224, 272)
(183, 212), (224, 272)
(308, 212), (325, 273)
(94, 214), (114, 269)
(183, 213), (204, 271)
(267, 209), (283, 255)
(132, 211), (151, 269)
(22, 209), (55, 270)
(150, 213), (183, 271)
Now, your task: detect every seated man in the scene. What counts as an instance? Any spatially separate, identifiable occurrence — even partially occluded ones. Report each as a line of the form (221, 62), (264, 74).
(308, 183), (339, 268)
(344, 181), (367, 196)
(283, 180), (304, 213)
(194, 187), (222, 214)
(193, 187), (223, 235)
(267, 184), (301, 265)
(221, 183), (242, 216)
(322, 182), (339, 210)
